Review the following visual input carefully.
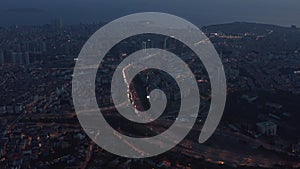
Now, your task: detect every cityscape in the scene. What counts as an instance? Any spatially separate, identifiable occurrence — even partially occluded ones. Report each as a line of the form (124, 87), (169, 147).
(1, 1), (300, 169)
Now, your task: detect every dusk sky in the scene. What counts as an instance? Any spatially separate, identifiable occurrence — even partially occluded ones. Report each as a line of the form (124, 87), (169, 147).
(0, 0), (300, 27)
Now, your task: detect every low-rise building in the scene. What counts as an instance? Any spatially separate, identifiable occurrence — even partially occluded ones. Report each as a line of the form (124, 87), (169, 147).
(256, 121), (277, 136)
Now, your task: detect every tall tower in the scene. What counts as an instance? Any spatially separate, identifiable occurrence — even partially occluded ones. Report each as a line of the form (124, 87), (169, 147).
(164, 37), (169, 49)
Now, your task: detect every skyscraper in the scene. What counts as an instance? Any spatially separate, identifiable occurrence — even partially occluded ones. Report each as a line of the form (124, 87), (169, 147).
(12, 52), (21, 64)
(52, 18), (63, 29)
(0, 51), (4, 65)
(11, 52), (30, 65)
(24, 52), (30, 65)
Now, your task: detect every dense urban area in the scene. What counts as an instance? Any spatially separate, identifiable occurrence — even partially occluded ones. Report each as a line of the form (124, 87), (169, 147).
(0, 21), (300, 168)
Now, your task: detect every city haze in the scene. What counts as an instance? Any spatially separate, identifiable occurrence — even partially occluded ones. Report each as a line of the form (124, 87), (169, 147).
(0, 0), (300, 27)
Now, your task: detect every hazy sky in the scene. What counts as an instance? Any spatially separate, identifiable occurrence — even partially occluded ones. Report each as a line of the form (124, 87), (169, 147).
(0, 0), (300, 27)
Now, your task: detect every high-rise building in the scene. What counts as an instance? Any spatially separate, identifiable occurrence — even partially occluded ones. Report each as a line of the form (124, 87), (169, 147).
(11, 52), (30, 65)
(42, 42), (47, 53)
(12, 52), (22, 64)
(0, 51), (4, 65)
(11, 52), (17, 64)
(52, 18), (63, 29)
(142, 39), (153, 50)
(24, 52), (30, 65)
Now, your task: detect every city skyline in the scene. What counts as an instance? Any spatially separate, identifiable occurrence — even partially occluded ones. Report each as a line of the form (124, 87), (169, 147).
(0, 0), (300, 27)
(1, 1), (300, 168)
